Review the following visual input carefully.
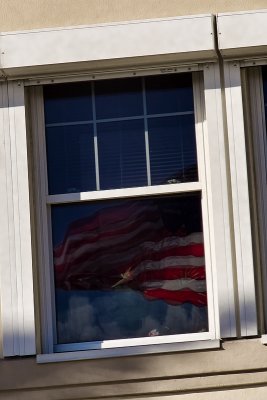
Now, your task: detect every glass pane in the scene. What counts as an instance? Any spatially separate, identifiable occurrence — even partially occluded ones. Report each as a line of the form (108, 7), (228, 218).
(44, 82), (93, 124)
(97, 119), (147, 189)
(46, 124), (96, 194)
(145, 73), (194, 115)
(95, 77), (143, 119)
(148, 115), (198, 185)
(52, 194), (208, 345)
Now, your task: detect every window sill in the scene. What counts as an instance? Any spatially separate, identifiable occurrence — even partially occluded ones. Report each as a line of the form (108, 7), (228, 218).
(37, 339), (220, 363)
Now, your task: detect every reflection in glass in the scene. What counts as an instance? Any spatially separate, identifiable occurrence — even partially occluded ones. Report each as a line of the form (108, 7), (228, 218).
(52, 194), (208, 344)
(94, 77), (143, 119)
(148, 115), (198, 185)
(145, 73), (194, 115)
(97, 119), (147, 189)
(46, 124), (96, 194)
(44, 82), (93, 124)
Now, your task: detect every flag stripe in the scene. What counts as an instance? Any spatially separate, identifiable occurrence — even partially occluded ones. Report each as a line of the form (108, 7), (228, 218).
(54, 221), (165, 263)
(140, 279), (207, 292)
(55, 243), (205, 285)
(135, 266), (206, 282)
(55, 205), (160, 254)
(53, 200), (207, 309)
(143, 288), (207, 306)
(55, 237), (204, 272)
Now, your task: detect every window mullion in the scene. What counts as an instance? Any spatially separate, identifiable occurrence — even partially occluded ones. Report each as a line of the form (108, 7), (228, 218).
(91, 81), (100, 190)
(142, 77), (151, 186)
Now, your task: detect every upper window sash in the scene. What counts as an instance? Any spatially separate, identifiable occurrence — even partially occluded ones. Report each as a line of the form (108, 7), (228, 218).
(43, 74), (198, 196)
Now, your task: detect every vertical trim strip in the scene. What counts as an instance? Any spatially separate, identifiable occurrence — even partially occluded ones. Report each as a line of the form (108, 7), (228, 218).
(8, 81), (36, 354)
(0, 81), (16, 356)
(224, 61), (257, 336)
(0, 81), (36, 356)
(203, 63), (237, 337)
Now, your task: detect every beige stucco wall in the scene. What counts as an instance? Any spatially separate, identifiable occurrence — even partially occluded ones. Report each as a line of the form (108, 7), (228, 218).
(2, 0), (267, 32)
(1, 340), (267, 399)
(1, 3), (267, 399)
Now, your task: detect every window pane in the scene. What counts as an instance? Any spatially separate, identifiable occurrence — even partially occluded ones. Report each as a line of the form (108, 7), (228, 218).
(51, 194), (208, 345)
(46, 124), (96, 194)
(145, 73), (194, 115)
(95, 77), (143, 119)
(97, 119), (147, 189)
(148, 115), (198, 185)
(44, 82), (93, 124)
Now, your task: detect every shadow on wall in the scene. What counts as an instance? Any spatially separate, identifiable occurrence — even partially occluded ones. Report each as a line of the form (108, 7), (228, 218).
(0, 295), (262, 400)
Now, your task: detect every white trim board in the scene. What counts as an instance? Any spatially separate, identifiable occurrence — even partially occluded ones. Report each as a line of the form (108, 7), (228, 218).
(223, 62), (257, 336)
(0, 15), (216, 77)
(203, 64), (237, 337)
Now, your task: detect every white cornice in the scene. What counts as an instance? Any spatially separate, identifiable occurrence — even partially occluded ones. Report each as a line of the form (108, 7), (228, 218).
(0, 14), (216, 78)
(218, 9), (267, 58)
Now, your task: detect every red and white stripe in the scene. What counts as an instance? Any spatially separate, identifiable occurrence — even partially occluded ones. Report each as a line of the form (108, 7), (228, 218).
(54, 201), (207, 307)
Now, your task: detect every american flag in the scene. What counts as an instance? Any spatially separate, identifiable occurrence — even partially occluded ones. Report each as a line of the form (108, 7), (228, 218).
(54, 198), (207, 307)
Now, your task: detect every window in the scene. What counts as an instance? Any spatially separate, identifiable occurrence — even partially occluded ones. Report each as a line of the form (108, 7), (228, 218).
(1, 14), (248, 359)
(31, 70), (219, 355)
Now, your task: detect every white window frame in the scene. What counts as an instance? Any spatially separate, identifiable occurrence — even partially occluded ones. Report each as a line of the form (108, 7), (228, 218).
(25, 63), (236, 361)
